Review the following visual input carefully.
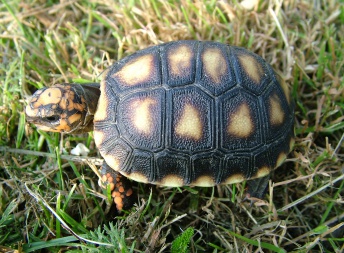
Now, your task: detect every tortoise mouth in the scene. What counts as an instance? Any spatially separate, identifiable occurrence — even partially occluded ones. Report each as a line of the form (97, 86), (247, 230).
(26, 114), (62, 132)
(35, 124), (61, 132)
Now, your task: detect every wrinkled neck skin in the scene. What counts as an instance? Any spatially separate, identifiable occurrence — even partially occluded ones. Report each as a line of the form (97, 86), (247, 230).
(25, 83), (100, 134)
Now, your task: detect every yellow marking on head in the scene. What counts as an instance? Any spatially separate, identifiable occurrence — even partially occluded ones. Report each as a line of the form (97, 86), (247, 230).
(228, 102), (254, 138)
(269, 94), (285, 126)
(31, 88), (62, 111)
(175, 104), (203, 140)
(126, 172), (149, 184)
(94, 79), (108, 121)
(59, 96), (67, 110)
(160, 175), (184, 187)
(168, 45), (193, 76)
(25, 105), (38, 117)
(255, 166), (270, 178)
(54, 118), (71, 132)
(113, 54), (155, 86)
(276, 152), (287, 167)
(67, 113), (81, 125)
(192, 175), (215, 187)
(238, 54), (263, 84)
(131, 98), (156, 135)
(223, 174), (245, 184)
(202, 48), (227, 83)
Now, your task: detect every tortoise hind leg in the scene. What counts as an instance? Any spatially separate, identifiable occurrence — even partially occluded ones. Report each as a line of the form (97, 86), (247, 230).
(100, 163), (135, 212)
(246, 175), (270, 200)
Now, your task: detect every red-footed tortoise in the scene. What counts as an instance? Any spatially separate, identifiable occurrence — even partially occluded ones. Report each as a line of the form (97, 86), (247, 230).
(25, 40), (294, 212)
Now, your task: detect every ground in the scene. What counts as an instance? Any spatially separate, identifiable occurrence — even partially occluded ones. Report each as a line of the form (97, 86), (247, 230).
(0, 1), (343, 252)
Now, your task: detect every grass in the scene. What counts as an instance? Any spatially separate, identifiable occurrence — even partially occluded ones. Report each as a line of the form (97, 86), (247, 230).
(0, 0), (343, 252)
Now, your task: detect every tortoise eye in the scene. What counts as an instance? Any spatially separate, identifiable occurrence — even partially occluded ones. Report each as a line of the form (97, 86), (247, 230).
(45, 115), (59, 122)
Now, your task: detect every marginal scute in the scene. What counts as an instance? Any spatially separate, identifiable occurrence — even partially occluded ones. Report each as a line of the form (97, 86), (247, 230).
(126, 172), (149, 184)
(276, 152), (287, 167)
(269, 94), (285, 126)
(202, 47), (227, 84)
(223, 174), (245, 184)
(94, 79), (109, 121)
(130, 97), (157, 135)
(227, 102), (254, 138)
(113, 54), (155, 86)
(168, 45), (193, 77)
(175, 104), (203, 140)
(238, 54), (263, 84)
(289, 138), (295, 151)
(192, 175), (215, 187)
(160, 175), (184, 187)
(102, 155), (121, 171)
(255, 166), (270, 179)
(94, 130), (106, 148)
(277, 75), (291, 105)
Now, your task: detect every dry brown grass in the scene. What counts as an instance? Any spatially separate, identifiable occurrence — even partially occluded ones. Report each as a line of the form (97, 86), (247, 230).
(0, 0), (343, 252)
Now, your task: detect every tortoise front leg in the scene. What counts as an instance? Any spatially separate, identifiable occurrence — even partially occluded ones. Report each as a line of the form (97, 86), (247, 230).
(100, 163), (135, 212)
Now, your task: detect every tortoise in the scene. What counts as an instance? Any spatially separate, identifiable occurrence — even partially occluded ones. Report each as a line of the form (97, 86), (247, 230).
(25, 40), (294, 211)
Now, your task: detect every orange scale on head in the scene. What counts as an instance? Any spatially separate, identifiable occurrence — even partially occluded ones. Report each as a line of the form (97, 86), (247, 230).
(67, 99), (75, 111)
(67, 113), (81, 125)
(74, 103), (84, 112)
(59, 98), (67, 110)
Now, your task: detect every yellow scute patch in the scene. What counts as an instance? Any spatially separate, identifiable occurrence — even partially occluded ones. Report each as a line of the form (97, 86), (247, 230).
(223, 174), (245, 184)
(276, 152), (287, 167)
(202, 48), (227, 83)
(228, 102), (254, 138)
(255, 166), (270, 178)
(238, 54), (263, 84)
(130, 98), (156, 135)
(175, 104), (203, 140)
(192, 176), (215, 187)
(168, 45), (193, 76)
(160, 175), (184, 187)
(269, 94), (285, 126)
(102, 155), (121, 171)
(126, 172), (149, 184)
(94, 80), (108, 121)
(113, 54), (155, 86)
(277, 75), (291, 104)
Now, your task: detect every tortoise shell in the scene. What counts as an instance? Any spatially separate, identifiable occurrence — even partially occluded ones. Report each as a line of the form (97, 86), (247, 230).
(93, 40), (294, 187)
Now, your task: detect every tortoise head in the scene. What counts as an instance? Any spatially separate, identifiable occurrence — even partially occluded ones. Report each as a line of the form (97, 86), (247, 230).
(25, 83), (100, 134)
